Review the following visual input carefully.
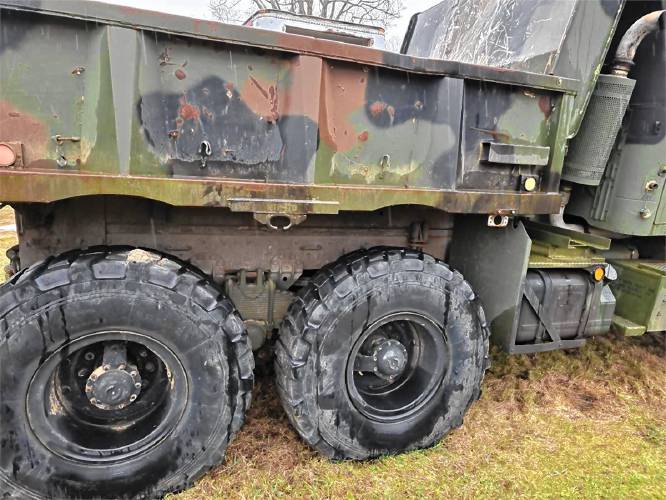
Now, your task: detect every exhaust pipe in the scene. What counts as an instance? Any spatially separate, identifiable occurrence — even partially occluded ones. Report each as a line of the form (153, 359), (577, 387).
(562, 10), (664, 187)
(612, 10), (665, 77)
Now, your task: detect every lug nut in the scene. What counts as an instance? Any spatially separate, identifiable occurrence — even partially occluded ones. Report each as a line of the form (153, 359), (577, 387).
(129, 395), (137, 402)
(84, 352), (95, 361)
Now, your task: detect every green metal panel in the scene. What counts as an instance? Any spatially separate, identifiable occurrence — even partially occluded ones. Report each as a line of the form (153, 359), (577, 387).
(449, 217), (531, 353)
(610, 259), (666, 332)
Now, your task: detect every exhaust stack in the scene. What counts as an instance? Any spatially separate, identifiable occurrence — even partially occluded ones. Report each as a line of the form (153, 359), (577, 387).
(562, 10), (665, 186)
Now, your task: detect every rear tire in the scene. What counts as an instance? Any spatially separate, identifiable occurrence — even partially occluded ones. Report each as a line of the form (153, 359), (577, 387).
(0, 248), (253, 499)
(275, 248), (489, 459)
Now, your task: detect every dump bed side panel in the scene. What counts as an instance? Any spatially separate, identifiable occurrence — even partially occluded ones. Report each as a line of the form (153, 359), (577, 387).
(0, 2), (570, 216)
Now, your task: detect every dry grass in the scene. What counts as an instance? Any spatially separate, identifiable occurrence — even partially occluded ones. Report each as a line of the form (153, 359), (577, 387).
(173, 334), (665, 499)
(0, 206), (17, 273)
(0, 207), (663, 498)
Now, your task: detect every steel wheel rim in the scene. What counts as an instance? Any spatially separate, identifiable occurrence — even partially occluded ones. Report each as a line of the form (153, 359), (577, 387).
(26, 330), (188, 464)
(345, 312), (449, 422)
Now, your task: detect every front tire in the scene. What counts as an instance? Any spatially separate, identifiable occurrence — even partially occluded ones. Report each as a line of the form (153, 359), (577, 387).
(275, 248), (489, 459)
(0, 249), (253, 499)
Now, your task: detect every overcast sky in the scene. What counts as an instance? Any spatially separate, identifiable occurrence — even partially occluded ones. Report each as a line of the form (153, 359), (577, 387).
(95, 0), (443, 46)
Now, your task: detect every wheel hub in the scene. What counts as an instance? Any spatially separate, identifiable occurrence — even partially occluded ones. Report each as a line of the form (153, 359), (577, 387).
(86, 365), (141, 410)
(347, 313), (449, 422)
(85, 342), (142, 410)
(373, 339), (408, 379)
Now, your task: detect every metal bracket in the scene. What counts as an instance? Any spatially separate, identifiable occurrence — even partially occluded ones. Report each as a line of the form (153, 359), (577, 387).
(487, 209), (516, 228)
(253, 212), (307, 230)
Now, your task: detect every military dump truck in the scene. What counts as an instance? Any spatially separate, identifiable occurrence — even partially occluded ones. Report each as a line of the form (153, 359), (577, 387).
(0, 0), (664, 497)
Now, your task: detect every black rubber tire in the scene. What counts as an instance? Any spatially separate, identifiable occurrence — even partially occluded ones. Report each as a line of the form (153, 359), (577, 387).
(0, 248), (253, 499)
(275, 247), (489, 460)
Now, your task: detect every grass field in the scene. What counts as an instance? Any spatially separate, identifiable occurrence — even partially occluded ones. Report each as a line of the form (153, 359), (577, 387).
(173, 334), (665, 499)
(0, 205), (663, 498)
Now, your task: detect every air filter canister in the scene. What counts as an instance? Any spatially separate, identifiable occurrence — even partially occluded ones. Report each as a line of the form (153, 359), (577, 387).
(562, 74), (636, 186)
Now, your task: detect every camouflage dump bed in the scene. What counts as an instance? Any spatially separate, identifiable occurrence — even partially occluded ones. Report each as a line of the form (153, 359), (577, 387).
(0, 0), (583, 222)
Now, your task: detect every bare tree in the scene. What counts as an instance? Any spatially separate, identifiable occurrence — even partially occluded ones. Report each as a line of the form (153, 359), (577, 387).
(210, 0), (403, 27)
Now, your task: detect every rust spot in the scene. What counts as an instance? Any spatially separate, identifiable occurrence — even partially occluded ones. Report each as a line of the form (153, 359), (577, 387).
(538, 95), (553, 118)
(202, 106), (214, 120)
(268, 85), (279, 122)
(249, 76), (269, 100)
(358, 130), (369, 142)
(0, 101), (50, 163)
(247, 76), (279, 122)
(369, 101), (388, 116)
(178, 96), (200, 122)
(174, 68), (187, 80)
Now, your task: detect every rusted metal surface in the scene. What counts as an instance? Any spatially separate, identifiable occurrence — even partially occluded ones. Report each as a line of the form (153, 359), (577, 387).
(0, 0), (577, 91)
(0, 170), (562, 215)
(14, 197), (456, 274)
(0, 0), (582, 219)
(0, 0), (634, 228)
(612, 9), (666, 76)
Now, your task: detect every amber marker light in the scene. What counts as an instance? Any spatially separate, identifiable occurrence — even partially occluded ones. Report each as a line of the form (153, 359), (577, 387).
(593, 267), (605, 281)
